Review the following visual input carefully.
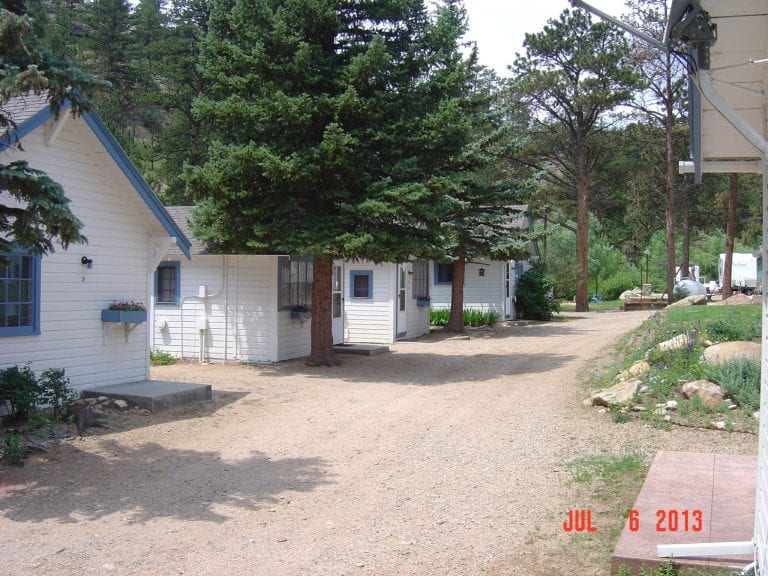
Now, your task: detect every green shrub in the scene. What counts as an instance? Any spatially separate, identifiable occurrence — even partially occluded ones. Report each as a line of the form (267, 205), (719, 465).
(705, 357), (761, 411)
(429, 308), (500, 327)
(1, 430), (24, 465)
(517, 265), (559, 321)
(0, 364), (40, 420)
(150, 349), (178, 366)
(37, 368), (77, 420)
(430, 309), (449, 326)
(602, 270), (640, 301)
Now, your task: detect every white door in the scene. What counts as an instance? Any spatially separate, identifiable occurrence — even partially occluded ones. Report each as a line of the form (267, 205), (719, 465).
(332, 263), (344, 344)
(396, 263), (407, 337)
(504, 262), (515, 320)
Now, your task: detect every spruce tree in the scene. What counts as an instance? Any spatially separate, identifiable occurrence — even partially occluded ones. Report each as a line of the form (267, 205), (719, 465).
(0, 0), (102, 255)
(188, 0), (474, 365)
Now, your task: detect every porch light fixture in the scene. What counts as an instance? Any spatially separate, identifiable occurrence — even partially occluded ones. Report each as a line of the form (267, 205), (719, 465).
(478, 267), (485, 277)
(81, 256), (93, 269)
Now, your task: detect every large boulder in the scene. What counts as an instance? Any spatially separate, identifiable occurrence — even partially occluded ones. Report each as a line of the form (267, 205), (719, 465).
(667, 295), (707, 308)
(702, 341), (761, 365)
(681, 380), (725, 407)
(591, 379), (642, 407)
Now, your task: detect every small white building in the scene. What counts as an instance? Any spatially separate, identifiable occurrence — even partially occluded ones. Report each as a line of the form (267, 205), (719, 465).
(151, 208), (430, 363)
(343, 260), (431, 345)
(429, 210), (540, 320)
(0, 94), (191, 391)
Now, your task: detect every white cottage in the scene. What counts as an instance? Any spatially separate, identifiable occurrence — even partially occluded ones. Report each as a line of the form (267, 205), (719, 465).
(429, 210), (540, 320)
(151, 208), (431, 362)
(0, 93), (191, 392)
(343, 259), (431, 345)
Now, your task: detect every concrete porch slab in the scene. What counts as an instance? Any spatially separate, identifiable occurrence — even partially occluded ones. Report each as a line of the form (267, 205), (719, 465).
(81, 380), (212, 412)
(334, 344), (389, 356)
(611, 451), (755, 574)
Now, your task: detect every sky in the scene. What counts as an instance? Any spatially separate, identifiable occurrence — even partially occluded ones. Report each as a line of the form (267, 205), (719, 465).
(462, 0), (630, 76)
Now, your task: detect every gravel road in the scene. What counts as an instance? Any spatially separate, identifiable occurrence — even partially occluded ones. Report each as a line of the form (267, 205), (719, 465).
(1, 311), (757, 575)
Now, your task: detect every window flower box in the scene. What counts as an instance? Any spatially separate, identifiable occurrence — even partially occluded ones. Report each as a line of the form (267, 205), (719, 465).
(102, 301), (147, 323)
(290, 306), (311, 321)
(102, 309), (148, 323)
(416, 297), (431, 307)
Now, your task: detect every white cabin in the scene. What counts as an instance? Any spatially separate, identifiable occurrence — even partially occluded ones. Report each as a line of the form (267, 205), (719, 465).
(0, 94), (191, 391)
(151, 208), (430, 363)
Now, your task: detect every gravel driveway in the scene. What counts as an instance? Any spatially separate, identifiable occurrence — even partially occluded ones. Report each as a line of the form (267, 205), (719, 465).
(1, 311), (757, 575)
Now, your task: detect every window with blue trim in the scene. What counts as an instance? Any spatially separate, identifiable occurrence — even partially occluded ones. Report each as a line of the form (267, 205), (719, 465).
(279, 256), (313, 309)
(350, 270), (373, 299)
(0, 251), (41, 336)
(155, 261), (180, 305)
(434, 262), (453, 285)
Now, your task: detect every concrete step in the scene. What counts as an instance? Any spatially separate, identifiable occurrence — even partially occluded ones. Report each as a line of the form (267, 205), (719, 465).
(334, 343), (389, 356)
(81, 380), (212, 412)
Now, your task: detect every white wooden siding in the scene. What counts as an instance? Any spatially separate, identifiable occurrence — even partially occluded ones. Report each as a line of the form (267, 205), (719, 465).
(276, 312), (312, 361)
(345, 263), (395, 344)
(0, 115), (170, 391)
(152, 256), (298, 363)
(430, 261), (505, 315)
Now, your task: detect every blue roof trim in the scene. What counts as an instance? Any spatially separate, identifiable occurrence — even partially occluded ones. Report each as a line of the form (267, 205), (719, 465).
(0, 106), (53, 152)
(3, 100), (192, 259)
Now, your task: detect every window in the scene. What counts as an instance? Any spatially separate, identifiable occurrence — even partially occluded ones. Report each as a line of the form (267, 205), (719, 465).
(0, 251), (41, 337)
(434, 262), (454, 285)
(279, 256), (313, 309)
(350, 270), (373, 299)
(411, 260), (429, 298)
(155, 261), (180, 305)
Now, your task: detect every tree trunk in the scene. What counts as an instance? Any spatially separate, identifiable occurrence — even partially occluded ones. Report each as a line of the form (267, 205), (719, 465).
(723, 173), (738, 298)
(446, 259), (466, 332)
(680, 185), (690, 279)
(574, 136), (589, 313)
(308, 254), (336, 366)
(664, 71), (677, 304)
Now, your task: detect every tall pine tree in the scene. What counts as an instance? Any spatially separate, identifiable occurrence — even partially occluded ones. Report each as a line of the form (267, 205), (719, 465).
(512, 10), (640, 312)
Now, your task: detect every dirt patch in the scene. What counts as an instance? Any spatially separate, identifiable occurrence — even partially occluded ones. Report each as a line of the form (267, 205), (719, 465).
(1, 311), (757, 575)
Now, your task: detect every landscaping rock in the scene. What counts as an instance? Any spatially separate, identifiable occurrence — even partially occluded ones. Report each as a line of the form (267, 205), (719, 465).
(702, 341), (761, 365)
(113, 399), (129, 409)
(654, 332), (695, 353)
(681, 380), (725, 407)
(631, 405), (647, 412)
(711, 293), (753, 306)
(667, 295), (707, 308)
(666, 400), (678, 410)
(628, 360), (650, 378)
(591, 379), (642, 407)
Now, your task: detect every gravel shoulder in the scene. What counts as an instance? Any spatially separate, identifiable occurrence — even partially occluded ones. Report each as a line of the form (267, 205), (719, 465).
(1, 311), (757, 576)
